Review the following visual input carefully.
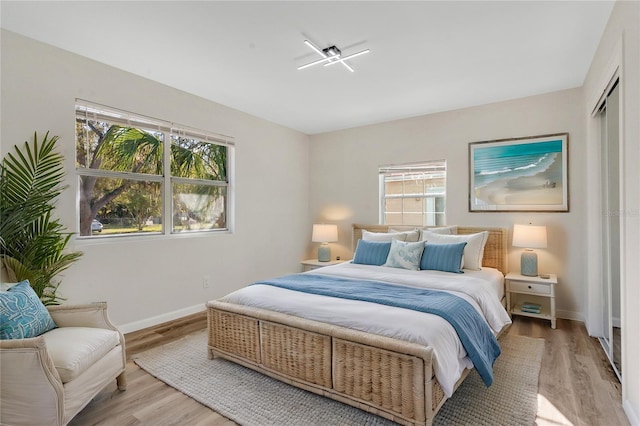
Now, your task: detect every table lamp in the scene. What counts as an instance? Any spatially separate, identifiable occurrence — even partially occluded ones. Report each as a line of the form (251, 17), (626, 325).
(512, 224), (547, 277)
(312, 224), (338, 262)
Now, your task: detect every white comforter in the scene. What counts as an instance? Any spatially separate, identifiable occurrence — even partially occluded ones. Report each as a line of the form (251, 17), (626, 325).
(220, 262), (512, 396)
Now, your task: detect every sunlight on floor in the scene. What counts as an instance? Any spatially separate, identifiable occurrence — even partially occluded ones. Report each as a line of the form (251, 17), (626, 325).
(537, 394), (574, 425)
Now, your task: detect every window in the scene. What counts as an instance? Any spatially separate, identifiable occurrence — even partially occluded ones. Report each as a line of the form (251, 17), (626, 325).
(75, 101), (233, 237)
(379, 161), (446, 226)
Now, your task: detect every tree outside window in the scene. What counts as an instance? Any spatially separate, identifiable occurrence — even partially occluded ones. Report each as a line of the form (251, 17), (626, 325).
(75, 102), (232, 237)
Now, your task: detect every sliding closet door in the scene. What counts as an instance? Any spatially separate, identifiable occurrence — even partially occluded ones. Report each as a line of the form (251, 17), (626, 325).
(600, 108), (611, 355)
(607, 83), (621, 376)
(599, 80), (621, 379)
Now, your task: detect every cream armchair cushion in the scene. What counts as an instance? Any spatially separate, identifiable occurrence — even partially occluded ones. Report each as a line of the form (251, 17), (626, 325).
(0, 303), (126, 426)
(44, 327), (121, 383)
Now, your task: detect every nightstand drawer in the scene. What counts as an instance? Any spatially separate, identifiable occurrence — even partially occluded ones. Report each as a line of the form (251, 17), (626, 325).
(303, 264), (324, 272)
(509, 281), (551, 295)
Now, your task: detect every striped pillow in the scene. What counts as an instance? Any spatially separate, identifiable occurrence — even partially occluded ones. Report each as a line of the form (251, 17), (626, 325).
(421, 231), (489, 270)
(420, 242), (467, 273)
(353, 240), (392, 266)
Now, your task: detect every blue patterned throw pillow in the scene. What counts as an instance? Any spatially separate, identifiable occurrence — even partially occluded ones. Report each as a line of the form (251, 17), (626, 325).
(420, 242), (467, 273)
(383, 240), (425, 271)
(353, 240), (392, 266)
(0, 280), (56, 339)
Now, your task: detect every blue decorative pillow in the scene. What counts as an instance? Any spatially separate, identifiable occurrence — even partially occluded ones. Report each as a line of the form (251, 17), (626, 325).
(383, 240), (425, 271)
(353, 240), (392, 266)
(0, 280), (56, 339)
(420, 242), (467, 273)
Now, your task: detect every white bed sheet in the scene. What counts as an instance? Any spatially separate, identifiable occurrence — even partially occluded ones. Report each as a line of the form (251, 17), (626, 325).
(220, 262), (511, 397)
(462, 267), (505, 300)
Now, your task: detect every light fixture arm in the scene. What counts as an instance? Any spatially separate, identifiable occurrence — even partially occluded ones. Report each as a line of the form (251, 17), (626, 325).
(323, 49), (370, 72)
(298, 56), (333, 70)
(304, 39), (327, 58)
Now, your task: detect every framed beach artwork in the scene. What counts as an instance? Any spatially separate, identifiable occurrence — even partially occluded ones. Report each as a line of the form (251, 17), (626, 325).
(469, 133), (569, 212)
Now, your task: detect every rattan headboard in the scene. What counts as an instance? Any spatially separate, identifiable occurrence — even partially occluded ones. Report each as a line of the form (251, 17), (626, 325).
(352, 224), (508, 275)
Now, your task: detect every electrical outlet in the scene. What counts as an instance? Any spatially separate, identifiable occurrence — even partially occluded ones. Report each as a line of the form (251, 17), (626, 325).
(203, 275), (210, 288)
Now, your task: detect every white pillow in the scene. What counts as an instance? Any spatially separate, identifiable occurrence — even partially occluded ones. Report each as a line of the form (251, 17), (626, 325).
(362, 230), (408, 242)
(421, 231), (489, 270)
(383, 240), (425, 271)
(418, 226), (457, 240)
(388, 228), (421, 242)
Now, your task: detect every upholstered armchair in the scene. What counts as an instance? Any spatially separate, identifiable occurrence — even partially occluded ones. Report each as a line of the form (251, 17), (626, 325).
(0, 303), (126, 425)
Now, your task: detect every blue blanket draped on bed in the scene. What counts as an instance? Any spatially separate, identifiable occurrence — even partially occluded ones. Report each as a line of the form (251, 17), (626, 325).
(254, 273), (501, 387)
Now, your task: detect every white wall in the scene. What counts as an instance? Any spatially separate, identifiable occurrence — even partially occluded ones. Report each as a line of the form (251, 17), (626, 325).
(0, 30), (311, 330)
(583, 1), (640, 423)
(309, 88), (585, 320)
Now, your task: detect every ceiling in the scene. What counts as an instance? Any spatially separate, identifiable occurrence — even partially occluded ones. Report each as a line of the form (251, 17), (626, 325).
(1, 1), (614, 135)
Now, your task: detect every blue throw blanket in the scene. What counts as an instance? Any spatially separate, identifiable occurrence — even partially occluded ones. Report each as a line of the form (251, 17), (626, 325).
(254, 273), (501, 387)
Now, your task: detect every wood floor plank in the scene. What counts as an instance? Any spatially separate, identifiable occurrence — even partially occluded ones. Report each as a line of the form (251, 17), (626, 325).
(536, 320), (580, 424)
(69, 313), (629, 426)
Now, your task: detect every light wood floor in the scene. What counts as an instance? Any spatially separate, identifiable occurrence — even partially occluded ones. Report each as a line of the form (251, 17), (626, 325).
(70, 313), (629, 426)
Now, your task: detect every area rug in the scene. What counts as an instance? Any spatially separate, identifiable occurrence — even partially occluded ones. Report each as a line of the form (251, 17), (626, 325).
(133, 331), (543, 426)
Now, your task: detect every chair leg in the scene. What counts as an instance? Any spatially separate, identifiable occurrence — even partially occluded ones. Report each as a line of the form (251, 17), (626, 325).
(116, 371), (127, 391)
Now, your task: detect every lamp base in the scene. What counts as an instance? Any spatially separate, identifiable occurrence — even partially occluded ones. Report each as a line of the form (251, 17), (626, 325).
(521, 250), (538, 276)
(318, 244), (331, 262)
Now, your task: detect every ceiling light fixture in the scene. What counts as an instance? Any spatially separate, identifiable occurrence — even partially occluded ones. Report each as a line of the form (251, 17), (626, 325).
(297, 39), (370, 73)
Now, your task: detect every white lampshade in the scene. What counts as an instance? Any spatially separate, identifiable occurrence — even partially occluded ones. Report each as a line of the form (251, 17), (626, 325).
(312, 224), (338, 262)
(513, 224), (547, 277)
(512, 224), (547, 249)
(312, 224), (338, 243)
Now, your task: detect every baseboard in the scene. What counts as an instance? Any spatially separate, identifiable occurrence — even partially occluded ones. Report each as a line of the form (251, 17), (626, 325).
(118, 303), (206, 334)
(624, 400), (640, 426)
(556, 309), (584, 322)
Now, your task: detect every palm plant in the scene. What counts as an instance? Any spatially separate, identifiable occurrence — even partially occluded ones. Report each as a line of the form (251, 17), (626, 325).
(0, 132), (82, 305)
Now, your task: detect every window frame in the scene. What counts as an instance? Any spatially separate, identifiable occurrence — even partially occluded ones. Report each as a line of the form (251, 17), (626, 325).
(75, 100), (234, 239)
(378, 160), (447, 226)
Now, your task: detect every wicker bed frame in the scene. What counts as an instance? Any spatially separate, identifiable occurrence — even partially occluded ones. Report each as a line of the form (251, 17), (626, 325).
(207, 225), (508, 426)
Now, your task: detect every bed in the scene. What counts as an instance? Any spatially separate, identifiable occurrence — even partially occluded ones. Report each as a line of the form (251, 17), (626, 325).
(207, 224), (510, 426)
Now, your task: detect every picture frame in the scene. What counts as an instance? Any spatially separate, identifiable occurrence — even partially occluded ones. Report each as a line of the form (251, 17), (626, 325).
(469, 133), (569, 212)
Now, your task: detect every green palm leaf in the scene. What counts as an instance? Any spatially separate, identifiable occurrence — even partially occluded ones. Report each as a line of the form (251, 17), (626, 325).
(0, 132), (82, 304)
(97, 125), (164, 174)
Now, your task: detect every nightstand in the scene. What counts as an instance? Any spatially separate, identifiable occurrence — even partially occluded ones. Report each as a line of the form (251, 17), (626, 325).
(300, 259), (348, 272)
(505, 272), (558, 329)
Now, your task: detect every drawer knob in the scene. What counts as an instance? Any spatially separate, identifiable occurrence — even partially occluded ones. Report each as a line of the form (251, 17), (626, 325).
(528, 285), (532, 289)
